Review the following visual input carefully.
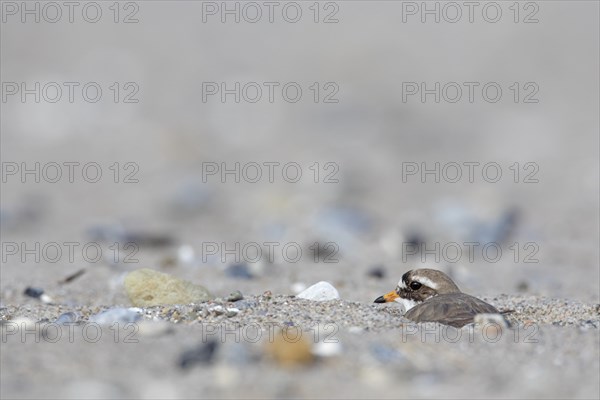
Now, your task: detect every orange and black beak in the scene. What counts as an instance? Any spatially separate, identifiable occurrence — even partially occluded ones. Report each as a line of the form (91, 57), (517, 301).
(374, 290), (399, 303)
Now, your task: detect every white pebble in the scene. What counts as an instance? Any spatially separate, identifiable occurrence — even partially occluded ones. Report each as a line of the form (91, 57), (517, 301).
(226, 307), (240, 314)
(312, 341), (342, 357)
(178, 245), (195, 264)
(89, 307), (142, 325)
(297, 281), (340, 301)
(40, 294), (53, 304)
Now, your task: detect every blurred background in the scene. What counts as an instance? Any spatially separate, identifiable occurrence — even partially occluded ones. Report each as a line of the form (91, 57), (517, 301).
(1, 1), (599, 398)
(2, 1), (598, 302)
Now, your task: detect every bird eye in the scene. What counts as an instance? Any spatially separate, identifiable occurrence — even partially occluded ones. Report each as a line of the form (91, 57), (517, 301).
(409, 281), (422, 290)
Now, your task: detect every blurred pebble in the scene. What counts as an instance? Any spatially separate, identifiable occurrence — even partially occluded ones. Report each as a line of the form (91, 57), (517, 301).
(177, 245), (195, 264)
(367, 266), (386, 279)
(225, 263), (253, 279)
(248, 260), (267, 277)
(297, 281), (340, 301)
(124, 268), (212, 307)
(517, 281), (529, 292)
(267, 329), (314, 367)
(291, 282), (307, 294)
(40, 294), (53, 304)
(169, 180), (211, 215)
(55, 312), (78, 324)
(369, 343), (405, 364)
(87, 225), (173, 248)
(312, 341), (342, 357)
(179, 340), (218, 369)
(89, 307), (142, 325)
(225, 290), (244, 302)
(160, 255), (178, 268)
(220, 342), (257, 365)
(404, 231), (426, 248)
(24, 287), (44, 299)
(23, 287), (52, 303)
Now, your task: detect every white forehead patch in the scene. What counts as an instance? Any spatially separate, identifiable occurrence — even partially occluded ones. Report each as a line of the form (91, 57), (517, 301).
(414, 276), (438, 290)
(394, 297), (418, 313)
(397, 279), (406, 289)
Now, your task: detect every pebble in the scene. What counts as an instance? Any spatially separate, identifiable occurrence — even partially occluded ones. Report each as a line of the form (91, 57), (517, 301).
(179, 341), (218, 369)
(87, 225), (173, 248)
(169, 180), (211, 215)
(226, 308), (240, 317)
(296, 281), (340, 301)
(40, 294), (53, 304)
(225, 290), (244, 302)
(24, 287), (52, 303)
(517, 281), (529, 292)
(124, 268), (212, 307)
(267, 329), (314, 367)
(404, 232), (426, 248)
(367, 266), (386, 279)
(211, 305), (225, 315)
(23, 287), (44, 299)
(89, 307), (142, 325)
(312, 341), (343, 357)
(177, 245), (195, 264)
(262, 290), (272, 299)
(370, 343), (405, 364)
(220, 342), (256, 365)
(225, 263), (253, 279)
(55, 312), (78, 324)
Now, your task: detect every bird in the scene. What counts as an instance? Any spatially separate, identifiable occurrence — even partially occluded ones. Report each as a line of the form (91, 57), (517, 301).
(374, 268), (508, 328)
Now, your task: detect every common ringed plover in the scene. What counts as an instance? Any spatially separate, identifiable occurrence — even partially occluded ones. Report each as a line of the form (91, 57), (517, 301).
(374, 268), (507, 328)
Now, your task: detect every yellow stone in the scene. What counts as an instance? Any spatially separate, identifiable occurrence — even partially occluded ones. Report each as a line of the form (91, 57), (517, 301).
(267, 328), (314, 367)
(124, 268), (212, 307)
